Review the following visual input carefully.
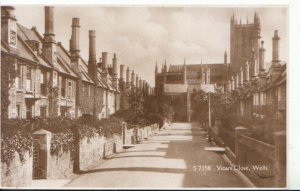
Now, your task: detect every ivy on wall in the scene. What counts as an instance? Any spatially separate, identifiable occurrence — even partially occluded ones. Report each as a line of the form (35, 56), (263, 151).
(1, 53), (17, 119)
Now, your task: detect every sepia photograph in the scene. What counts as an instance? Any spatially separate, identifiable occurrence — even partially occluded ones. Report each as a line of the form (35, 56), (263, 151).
(0, 0), (298, 189)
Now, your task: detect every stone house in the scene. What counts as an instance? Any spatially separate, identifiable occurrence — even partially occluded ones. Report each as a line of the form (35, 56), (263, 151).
(1, 6), (121, 119)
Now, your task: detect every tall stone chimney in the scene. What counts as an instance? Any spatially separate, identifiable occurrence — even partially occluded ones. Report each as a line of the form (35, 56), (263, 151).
(43, 6), (58, 68)
(131, 70), (135, 87)
(259, 40), (266, 72)
(142, 80), (146, 95)
(136, 74), (139, 89)
(139, 78), (142, 91)
(120, 65), (125, 82)
(272, 30), (280, 64)
(119, 64), (125, 90)
(70, 18), (80, 72)
(270, 30), (282, 82)
(102, 52), (108, 70)
(250, 49), (257, 81)
(126, 67), (131, 88)
(70, 18), (80, 54)
(88, 30), (97, 82)
(1, 6), (18, 52)
(239, 67), (243, 86)
(244, 61), (250, 83)
(112, 53), (118, 78)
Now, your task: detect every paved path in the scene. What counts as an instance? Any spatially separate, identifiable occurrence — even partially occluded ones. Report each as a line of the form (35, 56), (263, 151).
(64, 123), (247, 188)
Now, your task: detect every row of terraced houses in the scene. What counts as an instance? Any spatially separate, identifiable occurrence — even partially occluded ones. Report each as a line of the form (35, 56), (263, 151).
(1, 6), (154, 120)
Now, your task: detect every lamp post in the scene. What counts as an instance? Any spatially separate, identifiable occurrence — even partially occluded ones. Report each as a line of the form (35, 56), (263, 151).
(200, 84), (215, 143)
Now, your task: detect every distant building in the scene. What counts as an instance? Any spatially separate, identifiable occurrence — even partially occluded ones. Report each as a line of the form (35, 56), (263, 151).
(155, 12), (286, 124)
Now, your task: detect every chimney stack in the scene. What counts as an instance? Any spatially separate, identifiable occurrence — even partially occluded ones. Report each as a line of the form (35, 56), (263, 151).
(112, 53), (118, 78)
(126, 67), (131, 87)
(102, 52), (108, 69)
(1, 6), (18, 50)
(131, 70), (135, 87)
(88, 30), (96, 64)
(244, 61), (250, 82)
(139, 78), (142, 91)
(259, 40), (266, 72)
(239, 67), (243, 86)
(45, 6), (54, 37)
(136, 75), (139, 89)
(120, 65), (125, 82)
(70, 18), (80, 54)
(250, 49), (257, 81)
(88, 30), (97, 81)
(270, 30), (282, 82)
(272, 30), (280, 64)
(43, 6), (58, 68)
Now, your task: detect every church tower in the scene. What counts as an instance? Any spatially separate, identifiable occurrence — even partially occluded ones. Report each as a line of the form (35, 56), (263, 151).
(230, 12), (261, 76)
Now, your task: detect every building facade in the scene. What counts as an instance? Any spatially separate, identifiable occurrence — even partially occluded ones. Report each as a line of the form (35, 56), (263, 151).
(1, 6), (129, 120)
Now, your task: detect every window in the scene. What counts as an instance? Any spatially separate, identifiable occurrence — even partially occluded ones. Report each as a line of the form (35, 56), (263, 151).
(61, 77), (66, 98)
(16, 64), (21, 89)
(68, 81), (72, 99)
(26, 66), (32, 91)
(40, 71), (47, 96)
(16, 105), (21, 119)
(40, 106), (47, 118)
(88, 85), (91, 98)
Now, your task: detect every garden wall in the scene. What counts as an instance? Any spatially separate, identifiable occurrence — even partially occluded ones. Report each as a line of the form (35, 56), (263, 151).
(1, 151), (32, 187)
(48, 151), (73, 179)
(237, 134), (275, 187)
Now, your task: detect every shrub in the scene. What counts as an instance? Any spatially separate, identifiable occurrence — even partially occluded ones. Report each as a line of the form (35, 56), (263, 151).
(1, 119), (33, 168)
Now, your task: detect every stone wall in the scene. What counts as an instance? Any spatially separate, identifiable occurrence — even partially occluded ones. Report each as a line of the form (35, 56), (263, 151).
(48, 151), (73, 179)
(237, 134), (275, 187)
(1, 151), (33, 187)
(78, 135), (106, 170)
(78, 134), (123, 170)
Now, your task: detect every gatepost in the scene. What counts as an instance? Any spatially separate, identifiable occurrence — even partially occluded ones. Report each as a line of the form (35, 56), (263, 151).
(273, 131), (286, 187)
(234, 126), (248, 164)
(32, 129), (52, 179)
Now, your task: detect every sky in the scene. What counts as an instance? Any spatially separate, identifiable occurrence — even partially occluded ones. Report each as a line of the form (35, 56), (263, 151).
(13, 6), (288, 86)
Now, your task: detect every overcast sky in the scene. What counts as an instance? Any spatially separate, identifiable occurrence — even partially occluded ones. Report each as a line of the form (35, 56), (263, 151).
(13, 6), (287, 86)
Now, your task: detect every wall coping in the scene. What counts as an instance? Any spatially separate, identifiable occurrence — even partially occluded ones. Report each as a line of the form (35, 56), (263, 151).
(33, 129), (52, 135)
